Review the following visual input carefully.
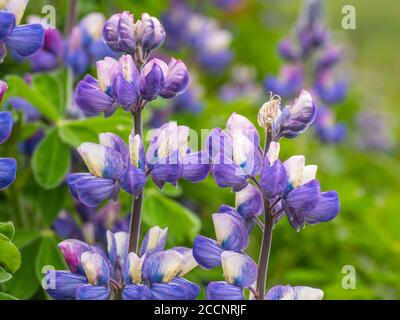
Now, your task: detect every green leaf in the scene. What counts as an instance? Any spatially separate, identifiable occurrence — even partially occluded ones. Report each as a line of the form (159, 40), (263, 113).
(142, 191), (201, 245)
(5, 75), (59, 121)
(4, 239), (41, 299)
(36, 186), (66, 226)
(0, 235), (21, 273)
(32, 128), (71, 189)
(0, 222), (15, 240)
(35, 233), (67, 285)
(0, 266), (12, 283)
(0, 292), (18, 300)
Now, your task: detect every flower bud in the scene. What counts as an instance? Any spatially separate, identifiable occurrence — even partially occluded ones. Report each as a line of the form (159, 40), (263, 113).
(159, 58), (189, 99)
(139, 13), (166, 52)
(103, 11), (136, 54)
(258, 94), (281, 130)
(0, 80), (8, 102)
(139, 58), (168, 101)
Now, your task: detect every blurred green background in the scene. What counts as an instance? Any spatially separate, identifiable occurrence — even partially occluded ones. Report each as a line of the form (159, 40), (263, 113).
(1, 0), (399, 300)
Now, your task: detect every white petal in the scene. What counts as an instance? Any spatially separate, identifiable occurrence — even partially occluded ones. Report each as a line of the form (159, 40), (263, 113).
(301, 165), (318, 185)
(266, 142), (280, 165)
(1, 0), (29, 25)
(283, 155), (305, 188)
(293, 286), (324, 300)
(127, 252), (144, 284)
(78, 143), (107, 177)
(96, 57), (121, 92)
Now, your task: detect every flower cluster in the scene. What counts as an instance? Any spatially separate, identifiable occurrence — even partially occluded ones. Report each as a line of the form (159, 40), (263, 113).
(162, 1), (233, 72)
(45, 226), (199, 300)
(67, 124), (210, 207)
(265, 0), (347, 143)
(75, 12), (189, 117)
(192, 90), (339, 299)
(0, 81), (17, 191)
(0, 0), (44, 63)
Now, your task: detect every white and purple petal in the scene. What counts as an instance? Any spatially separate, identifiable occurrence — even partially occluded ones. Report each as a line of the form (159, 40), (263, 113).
(81, 252), (110, 286)
(123, 252), (145, 285)
(226, 113), (260, 148)
(213, 214), (248, 251)
(142, 250), (184, 283)
(171, 247), (198, 277)
(99, 132), (129, 164)
(221, 251), (257, 288)
(235, 184), (263, 219)
(139, 226), (168, 257)
(265, 285), (294, 300)
(58, 239), (94, 275)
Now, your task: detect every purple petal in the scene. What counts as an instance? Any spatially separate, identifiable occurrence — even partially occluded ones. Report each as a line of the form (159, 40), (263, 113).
(139, 58), (167, 101)
(74, 75), (115, 116)
(235, 184), (263, 219)
(192, 236), (224, 269)
(0, 111), (13, 144)
(120, 164), (147, 197)
(81, 252), (110, 286)
(0, 158), (17, 191)
(305, 191), (340, 224)
(205, 128), (233, 162)
(151, 151), (183, 189)
(284, 179), (321, 212)
(182, 151), (211, 183)
(53, 211), (83, 240)
(140, 13), (166, 52)
(151, 278), (199, 300)
(58, 239), (94, 275)
(5, 24), (44, 57)
(122, 284), (152, 300)
(45, 270), (87, 300)
(67, 174), (117, 208)
(99, 132), (129, 164)
(0, 12), (16, 42)
(76, 284), (110, 300)
(113, 73), (139, 111)
(102, 12), (136, 54)
(159, 58), (189, 99)
(206, 281), (244, 300)
(260, 159), (288, 199)
(212, 160), (248, 192)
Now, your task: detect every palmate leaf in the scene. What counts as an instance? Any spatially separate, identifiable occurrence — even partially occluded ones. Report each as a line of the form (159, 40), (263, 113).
(32, 128), (71, 189)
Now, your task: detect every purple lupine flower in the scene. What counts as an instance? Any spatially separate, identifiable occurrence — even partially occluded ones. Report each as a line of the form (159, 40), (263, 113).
(193, 212), (249, 269)
(53, 201), (129, 245)
(46, 227), (199, 300)
(206, 251), (257, 300)
(207, 113), (262, 191)
(67, 133), (129, 207)
(159, 58), (190, 99)
(28, 27), (64, 72)
(314, 71), (347, 105)
(0, 1), (44, 63)
(277, 38), (300, 62)
(314, 105), (346, 143)
(74, 56), (121, 117)
(279, 154), (340, 230)
(273, 90), (316, 139)
(316, 47), (342, 72)
(138, 13), (166, 53)
(0, 110), (17, 190)
(147, 122), (210, 189)
(102, 11), (136, 54)
(265, 285), (323, 300)
(265, 65), (304, 99)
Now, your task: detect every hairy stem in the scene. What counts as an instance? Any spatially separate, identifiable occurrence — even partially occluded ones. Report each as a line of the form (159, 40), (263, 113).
(256, 124), (274, 299)
(128, 110), (144, 253)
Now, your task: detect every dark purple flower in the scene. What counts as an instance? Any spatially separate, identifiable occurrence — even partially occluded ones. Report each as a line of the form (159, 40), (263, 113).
(139, 58), (168, 101)
(159, 58), (190, 99)
(139, 13), (166, 52)
(102, 11), (136, 54)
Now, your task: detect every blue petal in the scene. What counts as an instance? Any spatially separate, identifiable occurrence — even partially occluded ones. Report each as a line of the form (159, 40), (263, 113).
(76, 284), (110, 300)
(212, 159), (248, 192)
(192, 235), (224, 269)
(213, 213), (249, 251)
(151, 278), (199, 300)
(53, 211), (83, 240)
(67, 173), (117, 208)
(181, 151), (211, 183)
(265, 285), (294, 300)
(0, 111), (13, 144)
(0, 12), (15, 42)
(260, 159), (288, 199)
(206, 281), (244, 300)
(151, 151), (183, 189)
(81, 252), (110, 286)
(45, 270), (87, 300)
(305, 191), (340, 224)
(284, 179), (321, 212)
(74, 75), (115, 116)
(113, 73), (139, 111)
(0, 158), (16, 191)
(122, 284), (152, 300)
(5, 24), (44, 57)
(120, 164), (147, 197)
